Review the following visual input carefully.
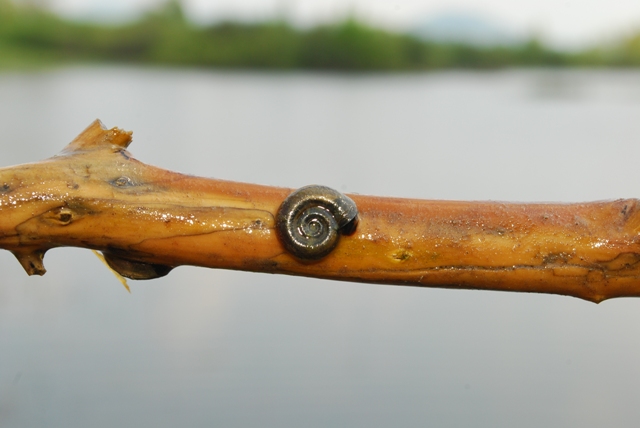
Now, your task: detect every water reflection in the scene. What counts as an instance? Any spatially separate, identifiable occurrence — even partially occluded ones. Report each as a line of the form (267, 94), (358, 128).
(1, 68), (640, 427)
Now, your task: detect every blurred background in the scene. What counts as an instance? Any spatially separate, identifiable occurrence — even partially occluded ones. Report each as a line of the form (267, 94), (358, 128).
(4, 0), (640, 69)
(2, 1), (640, 427)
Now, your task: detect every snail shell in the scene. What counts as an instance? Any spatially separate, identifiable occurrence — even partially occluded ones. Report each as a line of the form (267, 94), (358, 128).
(276, 185), (359, 260)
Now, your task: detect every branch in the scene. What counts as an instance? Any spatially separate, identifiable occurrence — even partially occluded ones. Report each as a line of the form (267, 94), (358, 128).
(2, 120), (640, 303)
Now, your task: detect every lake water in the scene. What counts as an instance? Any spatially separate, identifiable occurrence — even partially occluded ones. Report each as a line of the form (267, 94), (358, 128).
(1, 67), (640, 427)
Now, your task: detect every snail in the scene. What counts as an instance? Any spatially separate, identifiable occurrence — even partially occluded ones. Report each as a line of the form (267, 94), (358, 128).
(276, 185), (359, 260)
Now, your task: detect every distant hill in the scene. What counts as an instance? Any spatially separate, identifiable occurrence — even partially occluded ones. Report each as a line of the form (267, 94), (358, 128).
(3, 0), (637, 70)
(412, 11), (520, 46)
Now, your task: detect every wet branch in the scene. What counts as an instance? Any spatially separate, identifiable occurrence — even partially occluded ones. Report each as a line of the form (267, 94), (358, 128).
(1, 120), (640, 303)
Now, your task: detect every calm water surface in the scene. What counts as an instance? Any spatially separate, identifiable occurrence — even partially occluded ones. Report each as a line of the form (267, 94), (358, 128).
(1, 68), (640, 427)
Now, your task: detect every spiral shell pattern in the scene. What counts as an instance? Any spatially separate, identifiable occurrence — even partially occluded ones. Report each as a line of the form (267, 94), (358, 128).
(276, 185), (359, 260)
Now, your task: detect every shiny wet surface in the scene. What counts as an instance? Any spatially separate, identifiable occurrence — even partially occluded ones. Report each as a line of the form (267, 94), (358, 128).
(1, 68), (640, 427)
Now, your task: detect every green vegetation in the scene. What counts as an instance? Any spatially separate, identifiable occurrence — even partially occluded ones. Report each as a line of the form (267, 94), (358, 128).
(1, 0), (640, 70)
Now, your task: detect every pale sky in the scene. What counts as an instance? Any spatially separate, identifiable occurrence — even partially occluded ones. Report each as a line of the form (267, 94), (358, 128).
(46, 0), (640, 48)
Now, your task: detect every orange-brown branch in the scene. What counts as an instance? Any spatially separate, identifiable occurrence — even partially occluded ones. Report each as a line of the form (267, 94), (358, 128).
(1, 120), (639, 303)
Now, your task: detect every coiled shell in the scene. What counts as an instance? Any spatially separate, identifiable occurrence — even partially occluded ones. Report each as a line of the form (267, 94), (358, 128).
(276, 185), (359, 260)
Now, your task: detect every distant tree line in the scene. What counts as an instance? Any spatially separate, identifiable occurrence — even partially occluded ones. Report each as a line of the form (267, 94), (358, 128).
(1, 0), (640, 70)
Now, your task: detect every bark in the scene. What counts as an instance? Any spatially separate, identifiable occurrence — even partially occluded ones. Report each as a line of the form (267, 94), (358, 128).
(1, 120), (639, 303)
